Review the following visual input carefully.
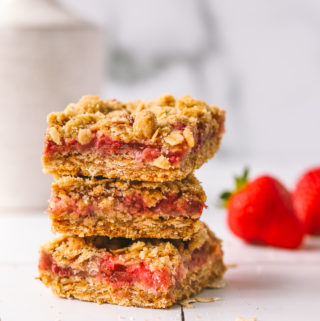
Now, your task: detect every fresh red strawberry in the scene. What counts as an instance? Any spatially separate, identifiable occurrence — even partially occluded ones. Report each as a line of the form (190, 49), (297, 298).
(293, 167), (320, 234)
(220, 169), (304, 249)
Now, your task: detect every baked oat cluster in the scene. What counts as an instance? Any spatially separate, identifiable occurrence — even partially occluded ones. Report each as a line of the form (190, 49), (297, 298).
(38, 94), (226, 308)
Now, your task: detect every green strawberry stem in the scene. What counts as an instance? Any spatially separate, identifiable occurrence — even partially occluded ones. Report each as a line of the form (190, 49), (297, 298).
(219, 167), (249, 208)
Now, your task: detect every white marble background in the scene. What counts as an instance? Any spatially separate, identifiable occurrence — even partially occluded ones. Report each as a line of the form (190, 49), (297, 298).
(60, 0), (320, 163)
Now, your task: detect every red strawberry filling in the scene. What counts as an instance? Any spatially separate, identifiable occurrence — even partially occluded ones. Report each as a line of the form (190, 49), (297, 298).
(44, 134), (190, 165)
(98, 256), (171, 290)
(49, 192), (205, 218)
(38, 252), (170, 291)
(184, 240), (215, 270)
(38, 253), (71, 277)
(38, 239), (214, 292)
(122, 193), (205, 216)
(38, 253), (53, 271)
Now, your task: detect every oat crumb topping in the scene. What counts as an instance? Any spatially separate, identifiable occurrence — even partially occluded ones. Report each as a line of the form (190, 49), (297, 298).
(164, 131), (185, 146)
(45, 94), (225, 148)
(48, 127), (61, 145)
(78, 128), (93, 145)
(180, 296), (220, 309)
(153, 155), (171, 169)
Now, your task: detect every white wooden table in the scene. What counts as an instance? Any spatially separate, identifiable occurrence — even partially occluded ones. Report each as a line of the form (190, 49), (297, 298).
(1, 160), (319, 321)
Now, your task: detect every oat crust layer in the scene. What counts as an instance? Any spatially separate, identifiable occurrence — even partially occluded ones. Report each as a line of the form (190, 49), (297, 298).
(51, 215), (203, 240)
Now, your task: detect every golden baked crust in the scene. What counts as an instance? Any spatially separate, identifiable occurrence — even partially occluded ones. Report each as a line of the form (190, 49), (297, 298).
(52, 174), (206, 199)
(38, 225), (225, 308)
(51, 215), (203, 240)
(43, 94), (225, 181)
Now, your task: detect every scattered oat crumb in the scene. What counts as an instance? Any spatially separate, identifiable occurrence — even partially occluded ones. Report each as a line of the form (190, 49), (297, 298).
(227, 263), (237, 269)
(180, 297), (220, 308)
(195, 313), (200, 319)
(235, 317), (257, 321)
(181, 301), (194, 309)
(196, 297), (218, 303)
(206, 279), (227, 289)
(118, 316), (125, 320)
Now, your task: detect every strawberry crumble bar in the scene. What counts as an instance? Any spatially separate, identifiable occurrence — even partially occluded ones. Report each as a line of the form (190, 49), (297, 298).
(42, 94), (225, 181)
(38, 225), (225, 308)
(48, 174), (206, 240)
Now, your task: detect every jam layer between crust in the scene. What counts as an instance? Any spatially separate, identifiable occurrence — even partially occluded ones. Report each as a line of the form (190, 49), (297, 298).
(43, 120), (218, 166)
(39, 252), (171, 291)
(38, 238), (215, 293)
(44, 134), (190, 165)
(49, 192), (206, 218)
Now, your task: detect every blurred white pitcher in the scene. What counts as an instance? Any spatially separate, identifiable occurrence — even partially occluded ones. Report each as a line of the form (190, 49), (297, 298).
(0, 0), (105, 209)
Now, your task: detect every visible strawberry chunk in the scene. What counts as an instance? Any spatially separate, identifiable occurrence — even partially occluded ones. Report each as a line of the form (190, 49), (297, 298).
(38, 253), (52, 271)
(135, 147), (160, 163)
(51, 263), (70, 277)
(124, 193), (148, 212)
(99, 255), (170, 290)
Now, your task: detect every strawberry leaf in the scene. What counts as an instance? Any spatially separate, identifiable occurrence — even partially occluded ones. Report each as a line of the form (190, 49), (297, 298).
(218, 167), (250, 208)
(220, 191), (232, 200)
(235, 167), (249, 192)
(218, 191), (232, 208)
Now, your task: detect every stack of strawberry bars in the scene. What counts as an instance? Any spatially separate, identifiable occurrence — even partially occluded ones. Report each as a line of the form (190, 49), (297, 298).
(38, 94), (226, 308)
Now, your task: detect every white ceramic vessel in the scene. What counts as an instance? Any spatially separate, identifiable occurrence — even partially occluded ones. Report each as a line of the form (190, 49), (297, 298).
(0, 0), (105, 209)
